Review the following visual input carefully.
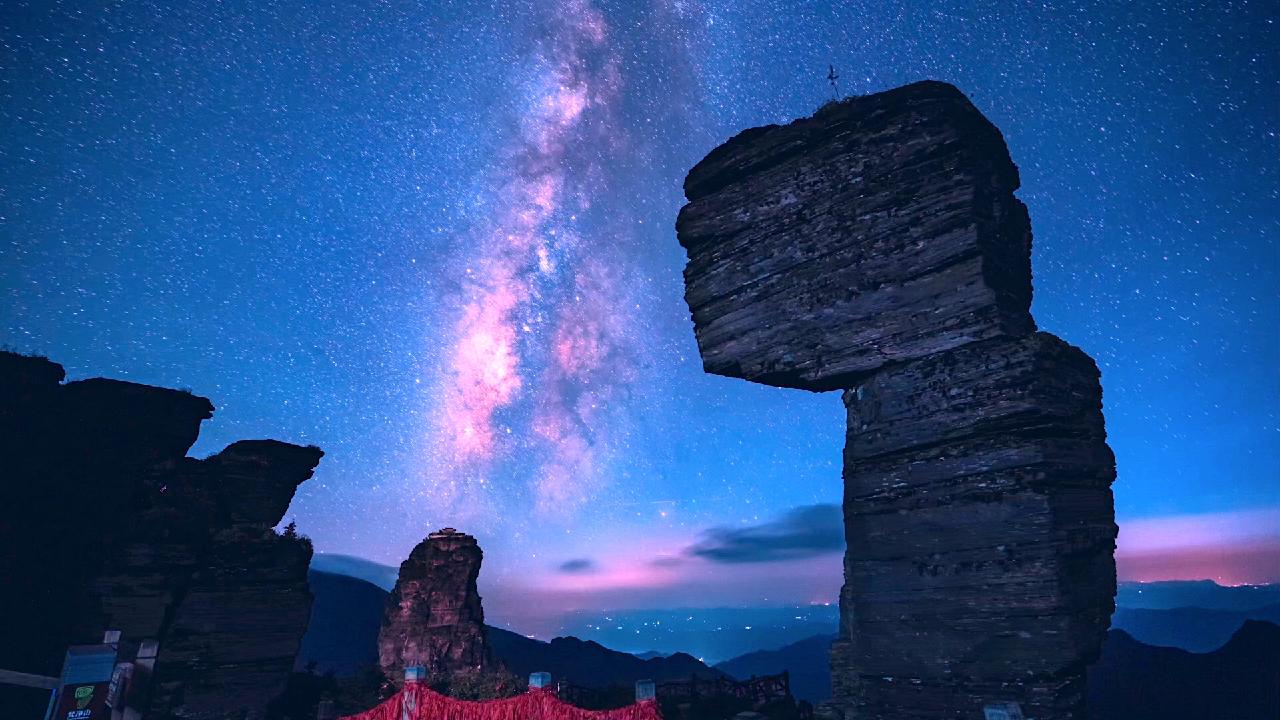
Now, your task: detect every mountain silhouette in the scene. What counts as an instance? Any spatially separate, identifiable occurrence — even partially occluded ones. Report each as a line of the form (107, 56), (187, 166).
(707, 623), (1280, 717)
(488, 628), (725, 688)
(297, 568), (725, 688)
(714, 634), (836, 703)
(296, 570), (385, 674)
(1112, 604), (1280, 652)
(1087, 620), (1280, 720)
(299, 566), (1280, 715)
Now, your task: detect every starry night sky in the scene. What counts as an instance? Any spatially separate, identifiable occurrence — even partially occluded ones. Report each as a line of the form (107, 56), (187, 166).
(3, 1), (1277, 636)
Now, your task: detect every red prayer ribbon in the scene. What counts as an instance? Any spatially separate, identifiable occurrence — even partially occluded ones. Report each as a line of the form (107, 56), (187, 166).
(339, 685), (662, 720)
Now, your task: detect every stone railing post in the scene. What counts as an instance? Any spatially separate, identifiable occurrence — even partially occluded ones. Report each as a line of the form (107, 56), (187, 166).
(400, 667), (424, 720)
(635, 679), (656, 702)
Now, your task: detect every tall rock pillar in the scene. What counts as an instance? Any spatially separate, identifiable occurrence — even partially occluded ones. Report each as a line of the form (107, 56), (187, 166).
(674, 81), (1117, 719)
(378, 528), (495, 683)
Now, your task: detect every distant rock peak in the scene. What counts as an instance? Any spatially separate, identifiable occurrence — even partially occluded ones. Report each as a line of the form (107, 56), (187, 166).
(378, 528), (496, 682)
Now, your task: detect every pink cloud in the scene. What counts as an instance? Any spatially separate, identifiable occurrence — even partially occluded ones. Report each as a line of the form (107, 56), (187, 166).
(1116, 508), (1280, 585)
(484, 547), (842, 636)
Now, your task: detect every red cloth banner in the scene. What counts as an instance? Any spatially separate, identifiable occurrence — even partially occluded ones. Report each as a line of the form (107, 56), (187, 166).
(340, 685), (662, 720)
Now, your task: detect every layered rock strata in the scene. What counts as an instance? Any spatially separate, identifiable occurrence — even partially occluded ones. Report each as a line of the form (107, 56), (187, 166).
(378, 528), (496, 682)
(0, 351), (322, 720)
(675, 81), (1117, 719)
(677, 80), (1034, 390)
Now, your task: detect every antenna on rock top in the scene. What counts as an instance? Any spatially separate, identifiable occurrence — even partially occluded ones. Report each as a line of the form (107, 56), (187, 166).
(827, 64), (840, 100)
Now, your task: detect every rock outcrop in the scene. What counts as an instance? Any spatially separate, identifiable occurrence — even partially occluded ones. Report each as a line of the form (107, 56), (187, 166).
(378, 528), (496, 682)
(675, 81), (1117, 719)
(0, 351), (322, 720)
(677, 81), (1034, 390)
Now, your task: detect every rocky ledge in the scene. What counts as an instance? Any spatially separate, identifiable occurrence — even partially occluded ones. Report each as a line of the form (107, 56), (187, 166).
(0, 351), (322, 720)
(676, 80), (1035, 390)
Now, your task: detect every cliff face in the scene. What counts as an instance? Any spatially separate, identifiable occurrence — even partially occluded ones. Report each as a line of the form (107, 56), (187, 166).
(675, 81), (1117, 720)
(378, 528), (495, 682)
(677, 81), (1034, 391)
(0, 351), (322, 720)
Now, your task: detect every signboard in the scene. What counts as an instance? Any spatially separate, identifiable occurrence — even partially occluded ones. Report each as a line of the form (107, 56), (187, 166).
(107, 663), (132, 709)
(53, 682), (110, 720)
(45, 645), (117, 720)
(983, 702), (1025, 720)
(634, 679), (656, 702)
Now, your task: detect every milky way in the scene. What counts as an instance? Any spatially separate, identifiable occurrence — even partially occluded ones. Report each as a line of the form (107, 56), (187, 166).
(428, 0), (645, 519)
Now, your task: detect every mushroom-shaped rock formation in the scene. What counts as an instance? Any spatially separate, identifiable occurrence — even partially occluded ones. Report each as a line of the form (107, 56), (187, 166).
(674, 81), (1117, 720)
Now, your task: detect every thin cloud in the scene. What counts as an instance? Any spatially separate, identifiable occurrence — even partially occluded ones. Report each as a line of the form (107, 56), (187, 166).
(558, 558), (597, 574)
(686, 504), (844, 564)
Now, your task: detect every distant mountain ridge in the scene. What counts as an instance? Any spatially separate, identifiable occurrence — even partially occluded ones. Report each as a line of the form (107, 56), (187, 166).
(297, 569), (725, 688)
(1116, 580), (1280, 611)
(633, 651), (669, 660)
(297, 570), (384, 674)
(301, 562), (1280, 715)
(488, 627), (725, 688)
(311, 553), (398, 590)
(707, 622), (1280, 718)
(310, 558), (1280, 661)
(714, 634), (837, 703)
(1113, 603), (1280, 652)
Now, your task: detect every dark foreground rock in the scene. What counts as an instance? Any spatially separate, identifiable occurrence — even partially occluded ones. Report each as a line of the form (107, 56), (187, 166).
(675, 81), (1117, 719)
(378, 528), (496, 682)
(833, 333), (1115, 718)
(708, 621), (1280, 720)
(0, 351), (322, 719)
(1087, 621), (1280, 720)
